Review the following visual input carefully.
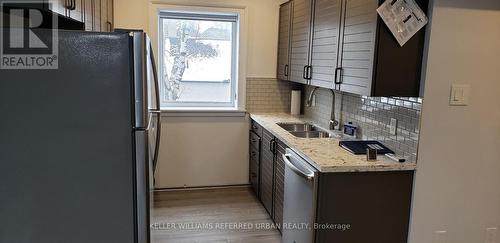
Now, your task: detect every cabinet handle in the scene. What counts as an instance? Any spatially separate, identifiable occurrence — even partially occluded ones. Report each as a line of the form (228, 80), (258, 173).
(70, 0), (76, 10)
(335, 67), (343, 84)
(284, 64), (289, 77)
(270, 139), (277, 154)
(107, 21), (112, 32)
(269, 139), (275, 153)
(303, 65), (308, 80)
(307, 65), (312, 80)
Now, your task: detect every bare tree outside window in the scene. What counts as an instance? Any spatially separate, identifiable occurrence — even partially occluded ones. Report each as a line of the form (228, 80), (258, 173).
(159, 14), (237, 107)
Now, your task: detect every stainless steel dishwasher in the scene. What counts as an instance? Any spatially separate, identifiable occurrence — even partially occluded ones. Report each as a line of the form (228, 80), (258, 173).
(282, 148), (319, 243)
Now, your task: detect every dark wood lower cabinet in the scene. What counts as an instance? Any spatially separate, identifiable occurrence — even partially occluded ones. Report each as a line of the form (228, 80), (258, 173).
(260, 129), (275, 216)
(249, 119), (413, 242)
(273, 139), (287, 232)
(249, 119), (287, 233)
(249, 131), (260, 196)
(315, 171), (414, 243)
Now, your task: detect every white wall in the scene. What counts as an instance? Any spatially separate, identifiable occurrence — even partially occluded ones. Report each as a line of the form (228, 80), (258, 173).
(410, 1), (500, 242)
(114, 0), (149, 31)
(156, 115), (249, 188)
(114, 0), (282, 188)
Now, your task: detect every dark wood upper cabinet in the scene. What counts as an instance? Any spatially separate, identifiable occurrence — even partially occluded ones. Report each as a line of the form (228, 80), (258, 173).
(84, 0), (113, 32)
(106, 0), (113, 31)
(288, 0), (313, 85)
(310, 0), (342, 89)
(83, 0), (93, 31)
(279, 0), (428, 97)
(49, 0), (67, 16)
(49, 0), (84, 22)
(338, 0), (378, 95)
(68, 0), (84, 22)
(371, 0), (428, 97)
(277, 1), (292, 81)
(100, 0), (113, 31)
(93, 0), (101, 31)
(1, 1), (112, 32)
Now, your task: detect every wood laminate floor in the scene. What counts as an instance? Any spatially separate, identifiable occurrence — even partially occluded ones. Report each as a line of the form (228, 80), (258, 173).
(151, 187), (282, 243)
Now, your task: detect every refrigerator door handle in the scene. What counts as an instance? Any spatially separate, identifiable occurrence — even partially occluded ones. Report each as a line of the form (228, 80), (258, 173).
(148, 43), (162, 175)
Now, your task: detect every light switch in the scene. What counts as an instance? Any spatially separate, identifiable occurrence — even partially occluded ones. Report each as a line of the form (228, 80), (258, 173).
(450, 84), (470, 106)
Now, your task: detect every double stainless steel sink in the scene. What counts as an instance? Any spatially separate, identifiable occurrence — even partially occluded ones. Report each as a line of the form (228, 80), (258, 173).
(277, 123), (334, 138)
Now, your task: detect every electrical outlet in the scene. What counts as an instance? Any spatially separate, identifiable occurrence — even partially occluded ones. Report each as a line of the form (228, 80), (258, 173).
(433, 231), (448, 243)
(485, 228), (498, 243)
(390, 118), (397, 135)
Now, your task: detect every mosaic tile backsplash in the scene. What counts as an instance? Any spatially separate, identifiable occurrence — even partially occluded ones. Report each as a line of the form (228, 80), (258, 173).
(246, 77), (300, 113)
(303, 86), (422, 162)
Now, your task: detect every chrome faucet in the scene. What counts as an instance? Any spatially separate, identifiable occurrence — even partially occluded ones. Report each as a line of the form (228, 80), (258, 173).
(306, 87), (339, 130)
(329, 89), (339, 130)
(306, 87), (318, 107)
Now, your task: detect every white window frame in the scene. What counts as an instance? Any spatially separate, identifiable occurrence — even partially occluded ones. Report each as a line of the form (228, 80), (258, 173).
(158, 10), (240, 110)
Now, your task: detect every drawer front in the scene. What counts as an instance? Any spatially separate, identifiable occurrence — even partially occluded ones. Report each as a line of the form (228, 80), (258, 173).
(249, 130), (261, 198)
(251, 119), (263, 138)
(250, 131), (261, 150)
(250, 145), (260, 161)
(250, 157), (260, 196)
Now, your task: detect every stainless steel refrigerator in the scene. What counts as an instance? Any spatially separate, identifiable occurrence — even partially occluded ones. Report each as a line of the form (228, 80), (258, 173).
(0, 30), (161, 243)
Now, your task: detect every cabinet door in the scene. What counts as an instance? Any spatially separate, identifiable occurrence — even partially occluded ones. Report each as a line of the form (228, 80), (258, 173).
(289, 0), (313, 84)
(338, 0), (378, 96)
(100, 0), (108, 31)
(106, 0), (113, 31)
(260, 129), (275, 216)
(309, 0), (342, 89)
(249, 131), (261, 197)
(273, 139), (287, 232)
(49, 0), (67, 16)
(67, 0), (83, 22)
(277, 1), (292, 81)
(83, 0), (93, 31)
(93, 0), (101, 32)
(250, 155), (260, 196)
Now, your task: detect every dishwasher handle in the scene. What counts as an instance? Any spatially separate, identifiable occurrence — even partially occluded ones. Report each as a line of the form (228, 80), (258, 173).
(283, 153), (315, 181)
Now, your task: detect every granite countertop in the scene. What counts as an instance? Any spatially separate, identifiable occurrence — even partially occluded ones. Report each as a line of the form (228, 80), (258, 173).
(250, 113), (417, 173)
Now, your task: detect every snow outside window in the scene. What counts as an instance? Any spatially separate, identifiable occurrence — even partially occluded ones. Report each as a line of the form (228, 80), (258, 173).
(158, 11), (239, 109)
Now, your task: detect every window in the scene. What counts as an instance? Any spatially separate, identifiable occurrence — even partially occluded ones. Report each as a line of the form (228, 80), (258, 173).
(158, 11), (239, 109)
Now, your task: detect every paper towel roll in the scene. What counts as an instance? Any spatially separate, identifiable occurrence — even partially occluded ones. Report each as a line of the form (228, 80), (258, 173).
(291, 90), (301, 116)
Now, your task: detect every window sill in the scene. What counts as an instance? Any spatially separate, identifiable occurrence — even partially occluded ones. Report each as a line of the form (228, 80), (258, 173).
(160, 108), (247, 117)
